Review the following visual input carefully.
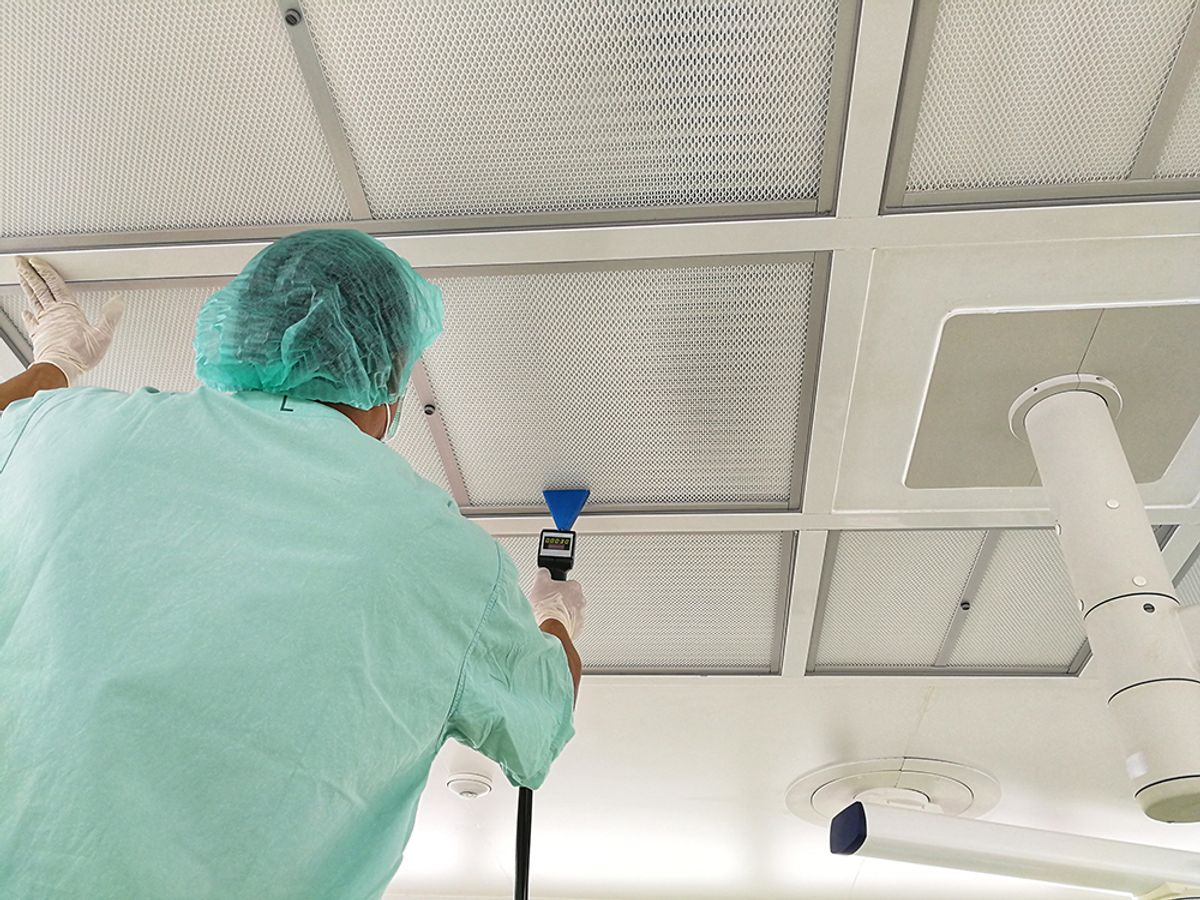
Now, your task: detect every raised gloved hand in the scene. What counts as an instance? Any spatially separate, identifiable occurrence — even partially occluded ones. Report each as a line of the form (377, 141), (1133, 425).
(17, 256), (124, 386)
(528, 568), (587, 640)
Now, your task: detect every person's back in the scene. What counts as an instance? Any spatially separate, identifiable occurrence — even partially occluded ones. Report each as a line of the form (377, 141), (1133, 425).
(0, 233), (582, 899)
(0, 385), (574, 898)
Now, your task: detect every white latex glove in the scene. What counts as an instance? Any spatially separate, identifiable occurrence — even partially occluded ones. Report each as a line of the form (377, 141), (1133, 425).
(17, 256), (124, 386)
(528, 568), (586, 640)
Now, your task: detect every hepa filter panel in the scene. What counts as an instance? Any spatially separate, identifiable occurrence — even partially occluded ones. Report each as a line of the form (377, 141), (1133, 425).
(301, 0), (844, 221)
(423, 258), (815, 508)
(0, 287), (452, 492)
(0, 0), (350, 238)
(810, 529), (1086, 674)
(944, 530), (1085, 671)
(890, 0), (1198, 206)
(496, 531), (792, 673)
(809, 530), (985, 671)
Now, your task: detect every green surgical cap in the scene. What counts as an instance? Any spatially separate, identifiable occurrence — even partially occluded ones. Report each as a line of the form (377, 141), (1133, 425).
(194, 229), (443, 409)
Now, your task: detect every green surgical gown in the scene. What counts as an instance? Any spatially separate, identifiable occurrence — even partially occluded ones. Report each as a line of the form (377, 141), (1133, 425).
(0, 387), (575, 899)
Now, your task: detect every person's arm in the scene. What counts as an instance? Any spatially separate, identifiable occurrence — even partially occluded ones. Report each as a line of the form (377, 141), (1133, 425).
(5, 256), (124, 404)
(0, 363), (67, 412)
(539, 618), (582, 702)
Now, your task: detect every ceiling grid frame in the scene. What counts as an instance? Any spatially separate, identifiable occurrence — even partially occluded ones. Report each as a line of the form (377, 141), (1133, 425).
(882, 0), (1200, 211)
(0, 0), (1197, 685)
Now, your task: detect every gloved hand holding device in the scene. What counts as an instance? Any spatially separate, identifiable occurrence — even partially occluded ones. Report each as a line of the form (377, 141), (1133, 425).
(527, 568), (586, 640)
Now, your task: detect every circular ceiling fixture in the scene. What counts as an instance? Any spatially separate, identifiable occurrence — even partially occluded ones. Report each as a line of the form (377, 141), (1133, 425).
(786, 757), (1000, 827)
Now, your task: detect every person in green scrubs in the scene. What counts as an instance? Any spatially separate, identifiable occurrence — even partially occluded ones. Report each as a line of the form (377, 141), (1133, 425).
(0, 232), (584, 900)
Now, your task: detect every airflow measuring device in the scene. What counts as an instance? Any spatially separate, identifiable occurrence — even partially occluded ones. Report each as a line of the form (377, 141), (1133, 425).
(515, 488), (590, 900)
(537, 530), (575, 581)
(537, 489), (589, 582)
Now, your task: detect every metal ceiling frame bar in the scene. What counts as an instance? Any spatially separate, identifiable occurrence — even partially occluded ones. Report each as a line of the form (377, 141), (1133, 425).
(933, 529), (999, 667)
(408, 360), (471, 507)
(771, 532), (803, 675)
(0, 203), (824, 257)
(0, 307), (31, 368)
(777, 530), (828, 676)
(802, 530), (841, 673)
(898, 180), (1200, 210)
(1130, 5), (1200, 180)
(469, 508), (1200, 537)
(880, 0), (940, 212)
(6, 199), (1200, 282)
(816, 0), (864, 215)
(276, 0), (372, 220)
(789, 252), (832, 510)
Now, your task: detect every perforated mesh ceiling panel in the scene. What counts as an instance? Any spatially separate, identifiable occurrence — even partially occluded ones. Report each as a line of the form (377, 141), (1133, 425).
(904, 0), (1196, 193)
(812, 530), (1086, 674)
(496, 532), (791, 673)
(301, 0), (841, 219)
(0, 1), (349, 238)
(423, 259), (813, 507)
(0, 286), (450, 490)
(1157, 61), (1200, 178)
(946, 530), (1085, 670)
(812, 530), (985, 670)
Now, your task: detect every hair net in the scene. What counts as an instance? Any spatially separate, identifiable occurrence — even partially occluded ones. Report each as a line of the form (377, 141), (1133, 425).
(194, 229), (443, 409)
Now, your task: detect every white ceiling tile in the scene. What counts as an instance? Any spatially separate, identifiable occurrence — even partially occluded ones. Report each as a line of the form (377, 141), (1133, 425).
(301, 0), (841, 219)
(0, 0), (349, 238)
(811, 530), (985, 670)
(497, 531), (791, 673)
(906, 0), (1195, 192)
(425, 259), (813, 508)
(946, 530), (1086, 670)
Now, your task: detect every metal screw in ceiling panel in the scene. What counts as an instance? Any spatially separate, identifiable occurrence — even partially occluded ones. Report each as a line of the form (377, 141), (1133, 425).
(496, 532), (792, 674)
(0, 287), (452, 495)
(0, 1), (350, 239)
(300, 0), (849, 223)
(810, 529), (1086, 675)
(886, 0), (1200, 209)
(421, 257), (816, 509)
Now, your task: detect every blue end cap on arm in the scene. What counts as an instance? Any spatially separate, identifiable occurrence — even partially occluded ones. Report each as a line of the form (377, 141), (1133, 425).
(543, 489), (590, 531)
(829, 802), (868, 856)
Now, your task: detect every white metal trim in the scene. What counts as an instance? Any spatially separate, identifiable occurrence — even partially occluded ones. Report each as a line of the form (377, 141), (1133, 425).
(277, 1), (372, 219)
(880, 0), (937, 212)
(801, 248), (873, 514)
(789, 253), (832, 509)
(1131, 4), (1200, 179)
(837, 0), (917, 217)
(781, 530), (830, 677)
(5, 200), (1199, 288)
(468, 508), (1200, 538)
(408, 360), (471, 507)
(900, 180), (1200, 209)
(815, 0), (864, 215)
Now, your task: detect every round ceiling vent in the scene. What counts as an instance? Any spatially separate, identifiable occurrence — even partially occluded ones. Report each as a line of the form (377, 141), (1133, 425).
(447, 772), (493, 800)
(785, 757), (1000, 826)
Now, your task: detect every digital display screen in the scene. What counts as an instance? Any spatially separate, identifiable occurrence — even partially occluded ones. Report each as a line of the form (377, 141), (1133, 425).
(542, 535), (572, 550)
